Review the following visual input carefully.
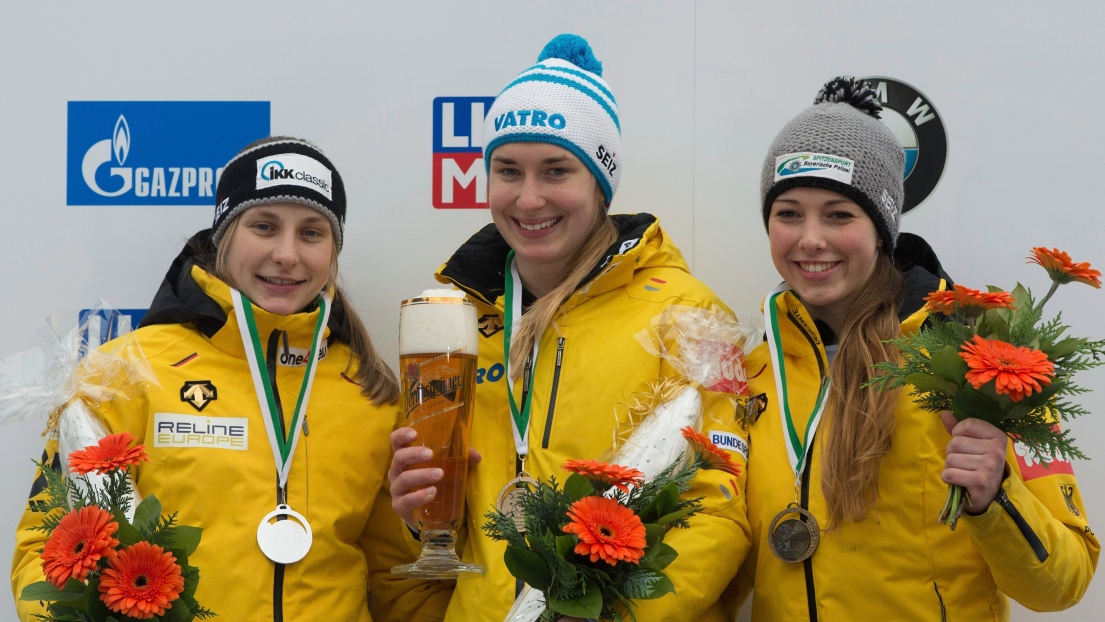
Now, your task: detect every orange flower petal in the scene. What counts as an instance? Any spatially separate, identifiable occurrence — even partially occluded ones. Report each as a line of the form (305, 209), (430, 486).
(1028, 247), (1102, 288)
(98, 541), (184, 619)
(923, 285), (1015, 317)
(680, 427), (743, 477)
(562, 496), (647, 566)
(959, 335), (1055, 403)
(563, 459), (644, 494)
(40, 506), (119, 588)
(68, 432), (148, 476)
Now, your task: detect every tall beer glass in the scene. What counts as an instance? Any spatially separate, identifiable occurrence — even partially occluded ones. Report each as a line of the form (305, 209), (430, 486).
(391, 292), (484, 578)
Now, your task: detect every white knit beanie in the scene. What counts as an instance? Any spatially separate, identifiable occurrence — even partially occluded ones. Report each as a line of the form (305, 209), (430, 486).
(483, 34), (621, 207)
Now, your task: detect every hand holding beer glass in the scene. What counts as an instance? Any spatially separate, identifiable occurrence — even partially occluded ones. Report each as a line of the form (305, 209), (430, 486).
(390, 290), (484, 578)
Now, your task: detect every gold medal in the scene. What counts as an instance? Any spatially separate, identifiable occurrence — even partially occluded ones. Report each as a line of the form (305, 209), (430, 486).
(768, 503), (820, 563)
(496, 473), (538, 533)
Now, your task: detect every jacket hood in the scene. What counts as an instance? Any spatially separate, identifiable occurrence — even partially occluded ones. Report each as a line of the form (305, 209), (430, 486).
(138, 228), (351, 342)
(893, 231), (953, 322)
(435, 213), (686, 307)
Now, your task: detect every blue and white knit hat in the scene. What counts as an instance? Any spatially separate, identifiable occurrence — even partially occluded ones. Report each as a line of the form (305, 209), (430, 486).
(483, 34), (622, 207)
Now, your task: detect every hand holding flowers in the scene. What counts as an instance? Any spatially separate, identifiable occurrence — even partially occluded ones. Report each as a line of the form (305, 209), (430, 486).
(871, 247), (1104, 528)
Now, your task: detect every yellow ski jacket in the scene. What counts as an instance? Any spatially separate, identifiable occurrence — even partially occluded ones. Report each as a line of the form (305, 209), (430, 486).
(426, 214), (752, 621)
(726, 234), (1099, 621)
(12, 239), (450, 622)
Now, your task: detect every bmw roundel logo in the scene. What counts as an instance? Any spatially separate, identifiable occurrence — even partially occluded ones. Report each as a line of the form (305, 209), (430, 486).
(862, 76), (948, 214)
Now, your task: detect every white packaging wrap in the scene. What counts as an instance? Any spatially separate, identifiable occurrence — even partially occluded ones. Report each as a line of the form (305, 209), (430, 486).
(0, 303), (156, 517)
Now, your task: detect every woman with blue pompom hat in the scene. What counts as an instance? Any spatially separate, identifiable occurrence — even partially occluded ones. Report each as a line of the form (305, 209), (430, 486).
(722, 77), (1098, 620)
(387, 35), (752, 621)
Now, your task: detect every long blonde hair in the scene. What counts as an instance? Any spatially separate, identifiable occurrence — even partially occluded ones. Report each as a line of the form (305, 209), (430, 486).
(210, 217), (399, 405)
(508, 190), (617, 375)
(819, 252), (903, 527)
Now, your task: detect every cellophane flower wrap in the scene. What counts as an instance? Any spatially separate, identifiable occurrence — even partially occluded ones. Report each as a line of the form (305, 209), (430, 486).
(869, 248), (1104, 528)
(21, 433), (215, 621)
(0, 303), (159, 520)
(492, 307), (754, 621)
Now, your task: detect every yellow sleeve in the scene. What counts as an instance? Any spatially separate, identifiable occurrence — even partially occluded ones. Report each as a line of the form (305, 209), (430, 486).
(961, 448), (1100, 611)
(361, 485), (454, 622)
(362, 406), (454, 622)
(635, 382), (752, 621)
(10, 441), (58, 622)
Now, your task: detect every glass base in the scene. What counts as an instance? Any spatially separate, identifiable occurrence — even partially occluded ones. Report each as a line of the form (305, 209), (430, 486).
(391, 529), (485, 579)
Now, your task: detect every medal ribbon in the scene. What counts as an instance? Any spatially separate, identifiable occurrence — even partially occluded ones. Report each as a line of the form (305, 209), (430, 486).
(232, 288), (331, 488)
(503, 251), (539, 459)
(763, 284), (830, 480)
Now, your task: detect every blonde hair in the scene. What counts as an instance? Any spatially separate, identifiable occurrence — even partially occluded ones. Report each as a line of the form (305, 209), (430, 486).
(819, 252), (903, 527)
(508, 189), (617, 374)
(211, 212), (399, 405)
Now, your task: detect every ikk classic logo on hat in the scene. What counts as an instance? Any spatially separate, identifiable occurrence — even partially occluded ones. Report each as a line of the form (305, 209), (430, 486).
(256, 152), (333, 200)
(67, 101), (270, 206)
(861, 77), (948, 213)
(433, 96), (496, 209)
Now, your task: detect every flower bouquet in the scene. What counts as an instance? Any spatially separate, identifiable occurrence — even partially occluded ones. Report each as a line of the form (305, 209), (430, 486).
(20, 432), (214, 621)
(484, 427), (742, 622)
(870, 247), (1104, 528)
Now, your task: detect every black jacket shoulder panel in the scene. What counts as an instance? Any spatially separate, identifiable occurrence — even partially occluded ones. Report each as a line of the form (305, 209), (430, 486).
(894, 232), (954, 322)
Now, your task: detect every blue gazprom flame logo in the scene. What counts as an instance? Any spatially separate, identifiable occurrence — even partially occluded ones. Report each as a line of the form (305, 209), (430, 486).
(260, 159), (284, 181)
(81, 115), (133, 197)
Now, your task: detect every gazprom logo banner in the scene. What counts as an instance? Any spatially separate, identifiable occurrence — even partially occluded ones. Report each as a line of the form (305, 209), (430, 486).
(67, 101), (270, 206)
(433, 96), (494, 209)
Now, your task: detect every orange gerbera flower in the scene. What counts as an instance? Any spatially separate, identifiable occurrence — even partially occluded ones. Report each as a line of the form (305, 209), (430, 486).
(681, 426), (743, 477)
(1028, 247), (1102, 288)
(98, 541), (185, 619)
(40, 506), (119, 588)
(923, 285), (1016, 317)
(68, 432), (148, 476)
(562, 496), (647, 565)
(959, 335), (1055, 402)
(563, 459), (644, 494)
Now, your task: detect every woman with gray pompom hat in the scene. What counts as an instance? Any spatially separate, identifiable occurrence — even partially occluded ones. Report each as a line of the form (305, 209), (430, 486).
(723, 76), (1097, 621)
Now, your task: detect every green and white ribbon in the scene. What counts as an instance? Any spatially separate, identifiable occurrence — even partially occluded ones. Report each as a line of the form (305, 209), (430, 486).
(503, 251), (539, 459)
(232, 288), (331, 488)
(763, 284), (830, 480)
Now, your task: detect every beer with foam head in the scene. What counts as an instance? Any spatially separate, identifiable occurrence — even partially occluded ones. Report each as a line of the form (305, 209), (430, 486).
(399, 292), (479, 532)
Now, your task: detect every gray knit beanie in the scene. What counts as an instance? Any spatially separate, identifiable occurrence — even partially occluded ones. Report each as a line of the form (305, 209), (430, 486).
(761, 76), (905, 253)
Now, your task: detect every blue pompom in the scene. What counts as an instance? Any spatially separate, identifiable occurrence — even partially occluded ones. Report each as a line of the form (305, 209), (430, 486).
(537, 34), (603, 76)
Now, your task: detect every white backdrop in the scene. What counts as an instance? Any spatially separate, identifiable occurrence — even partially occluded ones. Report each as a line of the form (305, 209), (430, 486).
(2, 2), (1102, 620)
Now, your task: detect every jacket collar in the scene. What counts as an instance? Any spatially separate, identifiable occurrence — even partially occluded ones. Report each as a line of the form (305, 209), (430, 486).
(435, 213), (682, 308)
(762, 232), (951, 357)
(190, 266), (332, 360)
(139, 228), (349, 345)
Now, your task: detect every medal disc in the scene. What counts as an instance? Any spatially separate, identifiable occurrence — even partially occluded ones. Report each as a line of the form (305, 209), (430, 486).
(768, 504), (820, 563)
(496, 474), (538, 533)
(257, 505), (313, 564)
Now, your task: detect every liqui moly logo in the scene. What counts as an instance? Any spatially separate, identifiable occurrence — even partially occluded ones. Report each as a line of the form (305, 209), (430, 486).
(433, 96), (495, 209)
(67, 102), (270, 205)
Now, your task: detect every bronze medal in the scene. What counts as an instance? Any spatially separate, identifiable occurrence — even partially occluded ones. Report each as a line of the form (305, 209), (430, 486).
(768, 503), (820, 563)
(496, 473), (538, 533)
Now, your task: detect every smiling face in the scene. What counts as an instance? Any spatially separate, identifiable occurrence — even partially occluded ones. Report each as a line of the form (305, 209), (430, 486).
(488, 142), (603, 291)
(768, 187), (881, 328)
(220, 203), (335, 315)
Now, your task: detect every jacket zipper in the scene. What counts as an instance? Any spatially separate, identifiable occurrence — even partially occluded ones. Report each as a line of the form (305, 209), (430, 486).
(995, 489), (1049, 563)
(541, 338), (566, 449)
(267, 330), (287, 622)
(801, 439), (818, 622)
(785, 312), (823, 622)
(934, 582), (947, 621)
